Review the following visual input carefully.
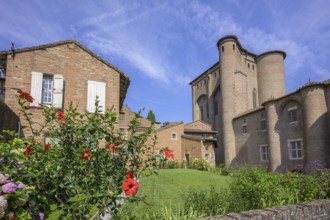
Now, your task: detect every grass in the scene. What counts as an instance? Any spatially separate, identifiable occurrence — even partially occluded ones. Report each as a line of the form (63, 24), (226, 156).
(119, 169), (230, 218)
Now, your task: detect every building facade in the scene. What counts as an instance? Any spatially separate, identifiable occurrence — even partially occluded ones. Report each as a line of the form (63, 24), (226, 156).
(154, 120), (217, 166)
(0, 40), (130, 140)
(190, 35), (330, 171)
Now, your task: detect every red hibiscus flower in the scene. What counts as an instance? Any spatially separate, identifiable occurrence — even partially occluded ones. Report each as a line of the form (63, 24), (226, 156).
(17, 90), (34, 103)
(125, 171), (136, 179)
(56, 111), (66, 122)
(162, 149), (174, 159)
(107, 143), (119, 151)
(81, 150), (91, 161)
(24, 145), (33, 157)
(122, 177), (139, 197)
(44, 143), (51, 152)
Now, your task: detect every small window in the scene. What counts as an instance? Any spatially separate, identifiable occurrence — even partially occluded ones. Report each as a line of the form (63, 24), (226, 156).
(260, 145), (269, 161)
(119, 128), (125, 132)
(289, 108), (297, 123)
(171, 132), (177, 140)
(205, 153), (210, 161)
(233, 44), (235, 50)
(213, 97), (218, 115)
(221, 46), (224, 52)
(252, 65), (255, 70)
(0, 80), (5, 95)
(253, 88), (257, 108)
(261, 119), (267, 131)
(289, 139), (303, 159)
(242, 124), (247, 134)
(248, 63), (250, 69)
(200, 106), (204, 121)
(204, 79), (207, 85)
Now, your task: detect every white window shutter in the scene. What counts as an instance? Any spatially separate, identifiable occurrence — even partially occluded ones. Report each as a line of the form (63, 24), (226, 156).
(87, 80), (106, 113)
(96, 81), (106, 113)
(53, 74), (64, 109)
(30, 71), (43, 107)
(87, 80), (97, 112)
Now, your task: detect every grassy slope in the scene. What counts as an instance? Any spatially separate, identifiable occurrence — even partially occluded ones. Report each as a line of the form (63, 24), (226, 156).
(121, 169), (230, 217)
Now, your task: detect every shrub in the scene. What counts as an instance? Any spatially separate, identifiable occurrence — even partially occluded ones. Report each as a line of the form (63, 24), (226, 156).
(0, 92), (158, 219)
(189, 158), (209, 171)
(183, 186), (230, 216)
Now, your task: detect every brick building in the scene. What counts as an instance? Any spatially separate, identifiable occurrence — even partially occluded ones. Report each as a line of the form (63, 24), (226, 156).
(190, 35), (330, 171)
(154, 120), (217, 166)
(0, 40), (130, 139)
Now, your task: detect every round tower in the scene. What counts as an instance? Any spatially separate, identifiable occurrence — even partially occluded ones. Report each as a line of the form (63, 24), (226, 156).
(216, 35), (238, 166)
(256, 51), (286, 104)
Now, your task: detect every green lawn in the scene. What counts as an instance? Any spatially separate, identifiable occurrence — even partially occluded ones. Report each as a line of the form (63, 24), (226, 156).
(120, 169), (230, 218)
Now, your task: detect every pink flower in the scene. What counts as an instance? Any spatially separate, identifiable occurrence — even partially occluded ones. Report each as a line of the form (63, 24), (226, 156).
(16, 183), (25, 189)
(2, 182), (18, 193)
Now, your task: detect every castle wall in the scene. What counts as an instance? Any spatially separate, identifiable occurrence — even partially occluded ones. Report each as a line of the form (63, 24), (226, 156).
(233, 108), (268, 168)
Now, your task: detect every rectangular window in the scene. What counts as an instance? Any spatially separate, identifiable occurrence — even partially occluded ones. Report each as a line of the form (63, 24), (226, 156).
(261, 119), (267, 131)
(289, 109), (297, 123)
(205, 153), (210, 161)
(242, 124), (247, 134)
(42, 75), (53, 104)
(289, 139), (303, 159)
(200, 106), (204, 121)
(260, 145), (269, 161)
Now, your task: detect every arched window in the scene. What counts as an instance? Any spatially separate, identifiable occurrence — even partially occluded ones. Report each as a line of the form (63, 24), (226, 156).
(253, 88), (257, 108)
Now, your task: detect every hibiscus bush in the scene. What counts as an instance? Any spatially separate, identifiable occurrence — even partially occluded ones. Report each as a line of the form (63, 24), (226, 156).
(0, 91), (158, 219)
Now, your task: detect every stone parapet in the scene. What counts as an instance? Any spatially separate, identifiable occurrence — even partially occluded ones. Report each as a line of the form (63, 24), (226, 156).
(198, 199), (330, 220)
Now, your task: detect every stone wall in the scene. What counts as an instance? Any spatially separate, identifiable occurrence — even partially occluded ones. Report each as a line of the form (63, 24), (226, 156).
(198, 199), (330, 220)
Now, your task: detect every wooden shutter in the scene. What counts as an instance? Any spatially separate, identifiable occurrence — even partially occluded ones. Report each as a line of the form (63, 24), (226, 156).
(87, 80), (97, 112)
(87, 80), (106, 113)
(30, 71), (43, 107)
(53, 74), (64, 109)
(96, 81), (106, 113)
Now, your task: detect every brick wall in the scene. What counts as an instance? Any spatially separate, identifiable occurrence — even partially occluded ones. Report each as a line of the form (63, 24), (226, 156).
(198, 199), (330, 220)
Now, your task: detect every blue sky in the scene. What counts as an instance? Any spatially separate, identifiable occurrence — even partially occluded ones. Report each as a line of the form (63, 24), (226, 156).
(1, 0), (329, 123)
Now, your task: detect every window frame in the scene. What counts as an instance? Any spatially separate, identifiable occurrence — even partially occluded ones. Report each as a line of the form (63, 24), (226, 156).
(204, 153), (211, 161)
(288, 139), (303, 160)
(42, 75), (53, 104)
(260, 144), (269, 161)
(288, 106), (298, 124)
(261, 119), (267, 131)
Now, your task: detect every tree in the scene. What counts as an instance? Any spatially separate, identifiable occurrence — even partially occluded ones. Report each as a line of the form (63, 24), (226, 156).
(147, 110), (156, 122)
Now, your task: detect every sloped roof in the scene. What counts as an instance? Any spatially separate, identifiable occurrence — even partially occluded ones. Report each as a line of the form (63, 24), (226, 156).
(184, 120), (216, 133)
(156, 121), (184, 132)
(1, 39), (130, 109)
